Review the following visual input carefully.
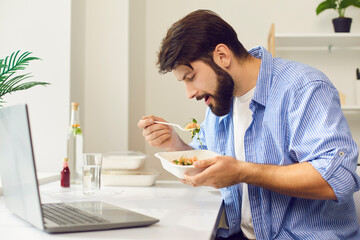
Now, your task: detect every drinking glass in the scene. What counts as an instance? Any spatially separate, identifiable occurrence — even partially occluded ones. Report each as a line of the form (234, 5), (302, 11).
(82, 153), (102, 195)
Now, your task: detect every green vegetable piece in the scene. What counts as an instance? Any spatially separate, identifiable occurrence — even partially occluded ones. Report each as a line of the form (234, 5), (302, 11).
(187, 118), (203, 149)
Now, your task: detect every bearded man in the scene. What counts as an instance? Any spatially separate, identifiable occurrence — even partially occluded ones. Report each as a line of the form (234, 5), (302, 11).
(138, 10), (360, 240)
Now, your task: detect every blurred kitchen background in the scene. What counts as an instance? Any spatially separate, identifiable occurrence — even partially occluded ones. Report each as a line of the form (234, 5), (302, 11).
(0, 0), (359, 180)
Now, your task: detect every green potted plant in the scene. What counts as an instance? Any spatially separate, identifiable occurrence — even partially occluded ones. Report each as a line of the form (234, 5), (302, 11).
(0, 50), (49, 107)
(316, 0), (360, 32)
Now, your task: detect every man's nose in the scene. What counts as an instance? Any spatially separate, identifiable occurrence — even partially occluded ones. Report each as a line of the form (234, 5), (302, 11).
(185, 82), (197, 99)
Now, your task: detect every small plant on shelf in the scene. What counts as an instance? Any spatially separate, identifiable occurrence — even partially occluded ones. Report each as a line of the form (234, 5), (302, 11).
(316, 0), (360, 32)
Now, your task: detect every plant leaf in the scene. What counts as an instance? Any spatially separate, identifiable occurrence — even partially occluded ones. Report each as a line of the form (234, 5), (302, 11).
(8, 51), (18, 72)
(0, 73), (33, 97)
(0, 50), (41, 77)
(316, 0), (337, 15)
(0, 60), (7, 81)
(340, 0), (360, 8)
(0, 99), (5, 107)
(3, 81), (49, 96)
(0, 51), (48, 105)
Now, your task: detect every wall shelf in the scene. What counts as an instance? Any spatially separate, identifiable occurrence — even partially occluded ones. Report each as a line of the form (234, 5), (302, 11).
(342, 105), (360, 110)
(341, 106), (360, 114)
(275, 33), (360, 50)
(341, 105), (360, 111)
(267, 24), (360, 55)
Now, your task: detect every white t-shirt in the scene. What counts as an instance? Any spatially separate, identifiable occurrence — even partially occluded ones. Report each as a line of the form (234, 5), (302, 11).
(232, 87), (256, 239)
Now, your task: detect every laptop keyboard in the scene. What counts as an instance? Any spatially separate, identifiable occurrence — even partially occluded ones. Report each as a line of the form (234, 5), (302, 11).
(42, 203), (110, 226)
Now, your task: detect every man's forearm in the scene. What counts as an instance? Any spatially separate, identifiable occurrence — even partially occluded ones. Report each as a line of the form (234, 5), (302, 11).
(242, 161), (337, 200)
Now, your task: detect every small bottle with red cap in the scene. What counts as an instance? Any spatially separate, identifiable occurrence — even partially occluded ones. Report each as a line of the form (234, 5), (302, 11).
(61, 157), (70, 187)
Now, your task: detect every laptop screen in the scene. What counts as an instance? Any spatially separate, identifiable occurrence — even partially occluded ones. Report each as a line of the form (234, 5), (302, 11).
(0, 104), (44, 230)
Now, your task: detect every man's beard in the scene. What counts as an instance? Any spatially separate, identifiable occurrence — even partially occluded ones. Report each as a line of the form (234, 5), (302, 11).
(205, 60), (234, 116)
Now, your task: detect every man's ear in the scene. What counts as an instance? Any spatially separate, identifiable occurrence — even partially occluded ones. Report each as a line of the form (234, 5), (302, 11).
(213, 44), (231, 68)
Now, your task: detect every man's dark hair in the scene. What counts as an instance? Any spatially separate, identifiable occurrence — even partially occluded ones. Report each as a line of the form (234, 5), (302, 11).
(157, 9), (250, 74)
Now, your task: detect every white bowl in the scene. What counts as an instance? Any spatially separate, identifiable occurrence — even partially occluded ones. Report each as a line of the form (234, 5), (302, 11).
(101, 170), (158, 187)
(154, 150), (219, 179)
(102, 151), (146, 170)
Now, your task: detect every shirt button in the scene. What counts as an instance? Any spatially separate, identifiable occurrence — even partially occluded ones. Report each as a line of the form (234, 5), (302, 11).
(339, 151), (345, 156)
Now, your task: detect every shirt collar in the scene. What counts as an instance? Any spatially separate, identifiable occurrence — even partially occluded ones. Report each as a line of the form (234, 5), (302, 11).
(248, 46), (273, 107)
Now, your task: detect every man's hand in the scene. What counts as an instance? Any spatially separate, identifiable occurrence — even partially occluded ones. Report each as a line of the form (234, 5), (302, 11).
(138, 115), (192, 151)
(181, 156), (243, 188)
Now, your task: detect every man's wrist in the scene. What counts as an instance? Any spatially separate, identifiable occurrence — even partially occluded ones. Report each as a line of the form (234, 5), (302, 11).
(239, 161), (257, 185)
(166, 138), (193, 151)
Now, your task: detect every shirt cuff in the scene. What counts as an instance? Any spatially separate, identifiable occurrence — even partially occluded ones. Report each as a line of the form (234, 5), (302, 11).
(310, 149), (359, 204)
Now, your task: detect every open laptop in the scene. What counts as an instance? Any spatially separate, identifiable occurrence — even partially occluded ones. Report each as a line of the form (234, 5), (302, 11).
(0, 104), (159, 233)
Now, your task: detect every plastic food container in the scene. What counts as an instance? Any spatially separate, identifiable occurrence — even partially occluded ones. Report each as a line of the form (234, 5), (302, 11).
(101, 170), (158, 187)
(155, 150), (219, 179)
(102, 151), (146, 170)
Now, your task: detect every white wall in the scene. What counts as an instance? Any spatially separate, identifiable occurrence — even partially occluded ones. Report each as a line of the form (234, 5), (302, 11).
(129, 0), (146, 153)
(139, 0), (360, 179)
(0, 0), (130, 174)
(71, 0), (129, 154)
(0, 0), (71, 172)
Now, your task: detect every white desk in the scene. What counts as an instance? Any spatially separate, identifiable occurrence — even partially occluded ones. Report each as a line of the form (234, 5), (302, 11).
(0, 172), (60, 196)
(0, 180), (222, 240)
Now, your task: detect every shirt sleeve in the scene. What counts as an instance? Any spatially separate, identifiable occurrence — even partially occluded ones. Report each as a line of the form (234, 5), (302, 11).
(287, 81), (360, 203)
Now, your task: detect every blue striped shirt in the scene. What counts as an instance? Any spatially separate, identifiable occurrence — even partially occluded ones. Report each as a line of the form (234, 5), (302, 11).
(189, 46), (360, 239)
